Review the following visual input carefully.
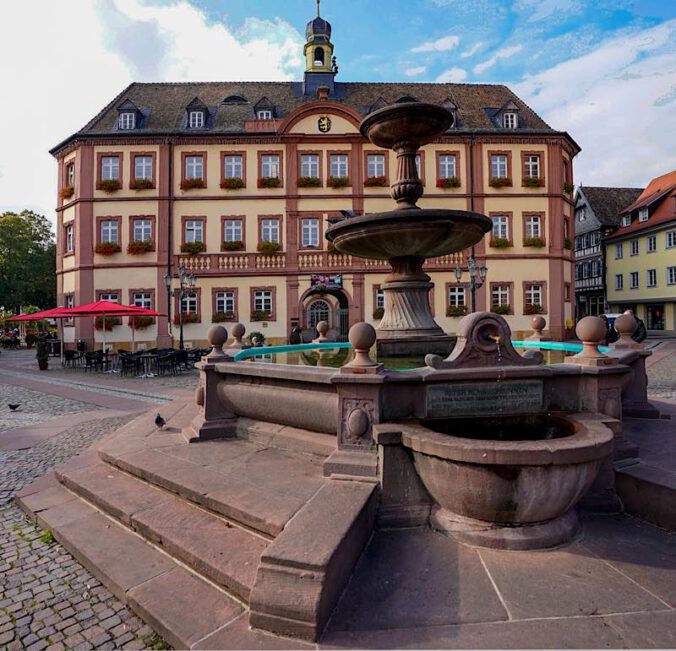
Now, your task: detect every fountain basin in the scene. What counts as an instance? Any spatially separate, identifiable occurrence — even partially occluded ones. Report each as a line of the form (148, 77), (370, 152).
(399, 414), (613, 549)
(326, 209), (490, 260)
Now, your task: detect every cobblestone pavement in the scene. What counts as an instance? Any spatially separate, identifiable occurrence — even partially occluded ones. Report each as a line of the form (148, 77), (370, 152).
(0, 384), (99, 433)
(646, 345), (676, 401)
(0, 415), (170, 650)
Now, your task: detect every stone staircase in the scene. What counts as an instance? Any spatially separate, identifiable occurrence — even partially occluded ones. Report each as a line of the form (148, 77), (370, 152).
(17, 401), (377, 649)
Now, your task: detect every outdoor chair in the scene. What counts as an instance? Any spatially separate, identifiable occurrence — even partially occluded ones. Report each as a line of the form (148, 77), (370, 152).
(119, 353), (143, 377)
(175, 349), (188, 370)
(156, 352), (178, 376)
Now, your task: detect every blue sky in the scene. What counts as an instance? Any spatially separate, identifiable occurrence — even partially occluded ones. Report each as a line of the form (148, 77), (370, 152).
(1, 0), (674, 222)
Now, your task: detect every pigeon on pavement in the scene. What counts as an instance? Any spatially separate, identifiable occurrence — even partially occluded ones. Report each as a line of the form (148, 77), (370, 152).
(154, 413), (166, 429)
(8, 404), (20, 411)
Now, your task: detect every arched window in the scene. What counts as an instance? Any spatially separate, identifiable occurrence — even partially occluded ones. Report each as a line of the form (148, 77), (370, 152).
(308, 300), (331, 329)
(314, 47), (325, 66)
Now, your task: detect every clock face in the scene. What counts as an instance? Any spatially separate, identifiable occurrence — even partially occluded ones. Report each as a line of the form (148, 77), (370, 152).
(318, 116), (332, 133)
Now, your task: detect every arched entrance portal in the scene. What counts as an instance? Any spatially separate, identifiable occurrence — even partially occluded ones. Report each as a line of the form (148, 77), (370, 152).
(300, 289), (350, 341)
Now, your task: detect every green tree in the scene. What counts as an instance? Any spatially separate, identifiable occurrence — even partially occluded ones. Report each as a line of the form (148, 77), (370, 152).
(0, 210), (56, 312)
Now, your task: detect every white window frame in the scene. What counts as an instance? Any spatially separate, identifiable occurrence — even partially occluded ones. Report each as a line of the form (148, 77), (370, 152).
(65, 224), (73, 253)
(223, 155), (243, 179)
(261, 154), (280, 178)
(667, 230), (676, 248)
(525, 284), (542, 306)
(224, 219), (242, 243)
(621, 215), (631, 227)
(439, 154), (456, 179)
(525, 215), (541, 238)
(647, 269), (657, 288)
(101, 156), (120, 181)
(630, 240), (639, 256)
(185, 220), (204, 243)
(185, 156), (204, 180)
(630, 272), (639, 289)
(133, 219), (152, 242)
(647, 235), (656, 253)
(375, 289), (385, 310)
(577, 208), (586, 222)
(181, 295), (197, 314)
(639, 208), (648, 223)
(216, 291), (235, 314)
(301, 154), (320, 178)
(100, 293), (119, 303)
(491, 155), (508, 178)
(66, 163), (75, 186)
(118, 112), (135, 130)
(367, 154), (385, 178)
(261, 219), (280, 243)
(615, 274), (624, 290)
(503, 112), (517, 128)
(491, 285), (510, 307)
(448, 286), (466, 307)
(257, 110), (273, 120)
(491, 216), (509, 240)
(329, 154), (348, 178)
(101, 220), (118, 244)
(133, 293), (152, 310)
(253, 290), (272, 313)
(524, 154), (540, 178)
(308, 300), (331, 329)
(134, 156), (153, 180)
(301, 218), (320, 248)
(615, 243), (623, 259)
(667, 266), (676, 285)
(189, 110), (205, 129)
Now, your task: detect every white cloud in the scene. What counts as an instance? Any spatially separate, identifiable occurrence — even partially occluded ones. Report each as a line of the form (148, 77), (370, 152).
(460, 42), (483, 59)
(473, 45), (523, 74)
(513, 20), (676, 187)
(513, 0), (583, 23)
(412, 35), (460, 53)
(0, 0), (305, 223)
(436, 67), (468, 83)
(405, 66), (427, 77)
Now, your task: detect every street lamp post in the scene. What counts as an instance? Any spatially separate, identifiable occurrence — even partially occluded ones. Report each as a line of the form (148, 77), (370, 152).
(163, 265), (196, 350)
(454, 255), (488, 313)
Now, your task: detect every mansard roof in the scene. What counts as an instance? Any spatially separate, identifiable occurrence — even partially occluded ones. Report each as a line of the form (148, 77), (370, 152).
(51, 80), (579, 155)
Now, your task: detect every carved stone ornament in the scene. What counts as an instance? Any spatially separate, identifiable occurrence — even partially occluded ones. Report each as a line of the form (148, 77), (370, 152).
(426, 311), (542, 369)
(341, 399), (375, 447)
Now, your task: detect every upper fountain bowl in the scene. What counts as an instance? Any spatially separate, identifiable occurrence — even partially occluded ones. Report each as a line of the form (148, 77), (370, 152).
(360, 102), (454, 149)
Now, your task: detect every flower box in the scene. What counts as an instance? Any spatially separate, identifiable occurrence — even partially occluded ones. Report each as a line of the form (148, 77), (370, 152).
(524, 303), (543, 315)
(523, 237), (546, 248)
(173, 312), (199, 325)
(96, 179), (121, 193)
(129, 315), (155, 330)
(489, 177), (512, 188)
(436, 177), (461, 189)
(212, 311), (235, 323)
(180, 241), (205, 254)
(60, 185), (75, 199)
(372, 307), (384, 320)
(327, 176), (350, 189)
(257, 241), (281, 255)
(364, 176), (387, 187)
(95, 316), (122, 330)
(446, 305), (468, 318)
(563, 182), (574, 194)
(130, 178), (154, 190)
(180, 178), (205, 190)
(564, 238), (573, 250)
(95, 242), (121, 255)
(127, 240), (155, 255)
(258, 176), (282, 188)
(220, 177), (245, 190)
(490, 237), (511, 249)
(297, 176), (322, 188)
(221, 240), (244, 252)
(522, 177), (545, 188)
(491, 304), (511, 315)
(251, 311), (271, 321)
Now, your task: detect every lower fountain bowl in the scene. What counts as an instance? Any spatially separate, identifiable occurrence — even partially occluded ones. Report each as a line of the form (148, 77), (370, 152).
(400, 414), (614, 549)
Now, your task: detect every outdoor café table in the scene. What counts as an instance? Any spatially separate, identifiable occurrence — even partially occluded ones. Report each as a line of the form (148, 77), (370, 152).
(138, 353), (159, 378)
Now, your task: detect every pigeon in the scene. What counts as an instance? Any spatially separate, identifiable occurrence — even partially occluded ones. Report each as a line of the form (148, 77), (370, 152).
(8, 404), (20, 411)
(154, 413), (166, 429)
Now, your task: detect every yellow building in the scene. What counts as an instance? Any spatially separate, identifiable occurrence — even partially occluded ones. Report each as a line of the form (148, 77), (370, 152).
(51, 7), (579, 349)
(605, 170), (676, 333)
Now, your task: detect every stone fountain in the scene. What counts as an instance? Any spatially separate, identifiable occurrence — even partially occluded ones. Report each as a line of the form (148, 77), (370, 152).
(326, 102), (491, 357)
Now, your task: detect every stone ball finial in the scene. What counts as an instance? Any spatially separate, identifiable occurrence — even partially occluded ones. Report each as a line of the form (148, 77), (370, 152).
(343, 322), (380, 372)
(207, 325), (228, 357)
(231, 323), (246, 339)
(575, 316), (607, 360)
(531, 316), (546, 332)
(312, 320), (331, 343)
(614, 314), (636, 337)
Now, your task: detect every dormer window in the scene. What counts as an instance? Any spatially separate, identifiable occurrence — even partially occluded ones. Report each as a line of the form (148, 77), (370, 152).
(639, 208), (648, 223)
(257, 110), (273, 120)
(189, 110), (205, 129)
(503, 112), (517, 129)
(622, 215), (631, 227)
(118, 112), (136, 130)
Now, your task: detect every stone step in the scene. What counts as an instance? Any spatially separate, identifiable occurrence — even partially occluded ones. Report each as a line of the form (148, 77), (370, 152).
(616, 462), (676, 530)
(16, 482), (247, 649)
(100, 438), (326, 538)
(56, 461), (267, 603)
(236, 417), (337, 458)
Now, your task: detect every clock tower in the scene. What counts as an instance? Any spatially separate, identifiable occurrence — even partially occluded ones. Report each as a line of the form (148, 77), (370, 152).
(303, 0), (339, 97)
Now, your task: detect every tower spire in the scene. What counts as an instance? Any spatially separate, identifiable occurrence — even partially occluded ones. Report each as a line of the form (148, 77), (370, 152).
(317, 0), (320, 17)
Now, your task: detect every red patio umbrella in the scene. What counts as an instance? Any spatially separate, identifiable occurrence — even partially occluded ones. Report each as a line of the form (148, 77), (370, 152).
(7, 307), (71, 321)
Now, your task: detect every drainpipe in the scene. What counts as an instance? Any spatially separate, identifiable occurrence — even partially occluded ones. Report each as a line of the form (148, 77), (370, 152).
(166, 139), (173, 339)
(468, 133), (477, 313)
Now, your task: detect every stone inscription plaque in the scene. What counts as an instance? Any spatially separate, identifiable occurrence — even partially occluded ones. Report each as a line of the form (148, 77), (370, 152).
(427, 381), (544, 418)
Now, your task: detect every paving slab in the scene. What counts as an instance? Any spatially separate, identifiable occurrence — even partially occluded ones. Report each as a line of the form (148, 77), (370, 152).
(600, 610), (676, 648)
(127, 566), (243, 650)
(478, 539), (668, 619)
(579, 513), (676, 606)
(327, 528), (507, 632)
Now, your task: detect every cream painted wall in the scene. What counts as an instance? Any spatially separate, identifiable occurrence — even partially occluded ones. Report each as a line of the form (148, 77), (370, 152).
(482, 144), (548, 194)
(289, 114), (359, 135)
(93, 145), (160, 200)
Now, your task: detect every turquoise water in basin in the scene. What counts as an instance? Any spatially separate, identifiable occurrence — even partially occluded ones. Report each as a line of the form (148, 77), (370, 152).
(233, 340), (608, 369)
